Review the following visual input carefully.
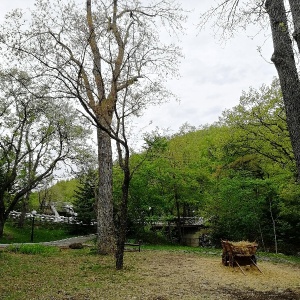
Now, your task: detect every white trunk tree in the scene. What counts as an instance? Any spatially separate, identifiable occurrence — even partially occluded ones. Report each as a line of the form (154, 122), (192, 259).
(0, 0), (186, 256)
(0, 68), (92, 237)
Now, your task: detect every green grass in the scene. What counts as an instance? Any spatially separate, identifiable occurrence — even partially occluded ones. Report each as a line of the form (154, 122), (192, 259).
(142, 243), (221, 255)
(142, 244), (300, 266)
(0, 248), (128, 300)
(0, 221), (76, 244)
(256, 251), (300, 265)
(5, 244), (60, 255)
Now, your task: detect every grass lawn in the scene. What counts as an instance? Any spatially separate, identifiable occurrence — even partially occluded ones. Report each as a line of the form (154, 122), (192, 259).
(0, 223), (299, 299)
(0, 244), (299, 300)
(0, 221), (90, 244)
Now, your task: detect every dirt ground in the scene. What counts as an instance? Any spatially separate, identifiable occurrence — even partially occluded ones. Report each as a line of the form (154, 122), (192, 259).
(126, 251), (300, 300)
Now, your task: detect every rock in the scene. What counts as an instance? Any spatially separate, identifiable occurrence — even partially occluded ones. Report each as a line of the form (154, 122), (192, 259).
(69, 242), (83, 249)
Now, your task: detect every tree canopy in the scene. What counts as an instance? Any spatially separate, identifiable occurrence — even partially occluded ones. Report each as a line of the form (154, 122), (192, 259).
(200, 0), (300, 181)
(117, 79), (299, 253)
(0, 0), (187, 261)
(0, 68), (92, 236)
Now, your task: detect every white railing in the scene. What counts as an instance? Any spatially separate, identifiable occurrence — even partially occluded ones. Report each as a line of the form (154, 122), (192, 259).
(148, 216), (205, 226)
(8, 210), (78, 224)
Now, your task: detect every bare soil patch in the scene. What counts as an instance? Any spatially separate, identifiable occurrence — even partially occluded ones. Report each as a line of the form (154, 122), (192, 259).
(132, 251), (300, 300)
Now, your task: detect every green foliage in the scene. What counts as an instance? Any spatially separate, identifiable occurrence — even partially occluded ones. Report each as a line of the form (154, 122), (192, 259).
(29, 178), (80, 211)
(276, 181), (300, 253)
(219, 78), (294, 174)
(73, 169), (97, 225)
(49, 179), (79, 203)
(15, 79), (299, 254)
(128, 132), (211, 219)
(0, 221), (74, 244)
(208, 175), (276, 243)
(0, 68), (94, 236)
(211, 78), (298, 251)
(124, 79), (299, 253)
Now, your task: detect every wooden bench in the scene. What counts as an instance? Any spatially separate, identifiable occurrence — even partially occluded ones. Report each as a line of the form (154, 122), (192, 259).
(124, 240), (142, 252)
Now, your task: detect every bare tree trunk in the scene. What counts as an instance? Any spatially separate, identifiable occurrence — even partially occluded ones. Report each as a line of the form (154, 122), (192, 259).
(0, 196), (5, 238)
(39, 189), (49, 212)
(96, 127), (115, 254)
(18, 197), (28, 228)
(266, 0), (300, 181)
(258, 224), (266, 252)
(0, 222), (4, 238)
(0, 192), (9, 238)
(268, 198), (278, 254)
(175, 197), (182, 244)
(115, 165), (130, 270)
(288, 0), (300, 51)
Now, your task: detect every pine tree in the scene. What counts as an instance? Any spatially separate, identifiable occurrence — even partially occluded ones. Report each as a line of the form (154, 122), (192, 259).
(73, 170), (97, 225)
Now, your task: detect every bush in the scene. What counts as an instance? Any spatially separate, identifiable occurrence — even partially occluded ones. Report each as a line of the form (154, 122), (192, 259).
(129, 227), (173, 245)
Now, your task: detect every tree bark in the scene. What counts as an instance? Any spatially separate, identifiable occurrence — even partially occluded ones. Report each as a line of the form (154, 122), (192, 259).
(288, 0), (300, 51)
(0, 195), (5, 237)
(175, 196), (182, 244)
(269, 198), (278, 254)
(266, 0), (300, 181)
(86, 0), (116, 255)
(0, 221), (4, 238)
(115, 165), (130, 270)
(17, 198), (28, 228)
(96, 127), (115, 254)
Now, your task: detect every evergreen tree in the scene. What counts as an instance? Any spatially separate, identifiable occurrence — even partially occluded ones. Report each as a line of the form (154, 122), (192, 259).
(73, 170), (97, 225)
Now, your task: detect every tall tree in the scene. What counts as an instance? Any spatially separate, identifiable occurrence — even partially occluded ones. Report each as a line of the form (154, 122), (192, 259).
(129, 132), (209, 244)
(265, 0), (300, 181)
(214, 80), (298, 251)
(200, 0), (300, 181)
(0, 69), (92, 237)
(0, 0), (186, 256)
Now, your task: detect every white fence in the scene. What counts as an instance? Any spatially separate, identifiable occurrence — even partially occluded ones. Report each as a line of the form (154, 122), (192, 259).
(8, 210), (78, 224)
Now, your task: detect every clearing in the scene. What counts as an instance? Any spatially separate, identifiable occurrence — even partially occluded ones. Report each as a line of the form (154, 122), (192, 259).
(0, 247), (299, 299)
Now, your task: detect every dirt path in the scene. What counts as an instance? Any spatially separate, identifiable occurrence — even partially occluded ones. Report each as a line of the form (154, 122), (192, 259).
(40, 234), (96, 247)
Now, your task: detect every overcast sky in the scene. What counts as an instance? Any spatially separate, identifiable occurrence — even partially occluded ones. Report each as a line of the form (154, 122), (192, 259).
(0, 0), (277, 139)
